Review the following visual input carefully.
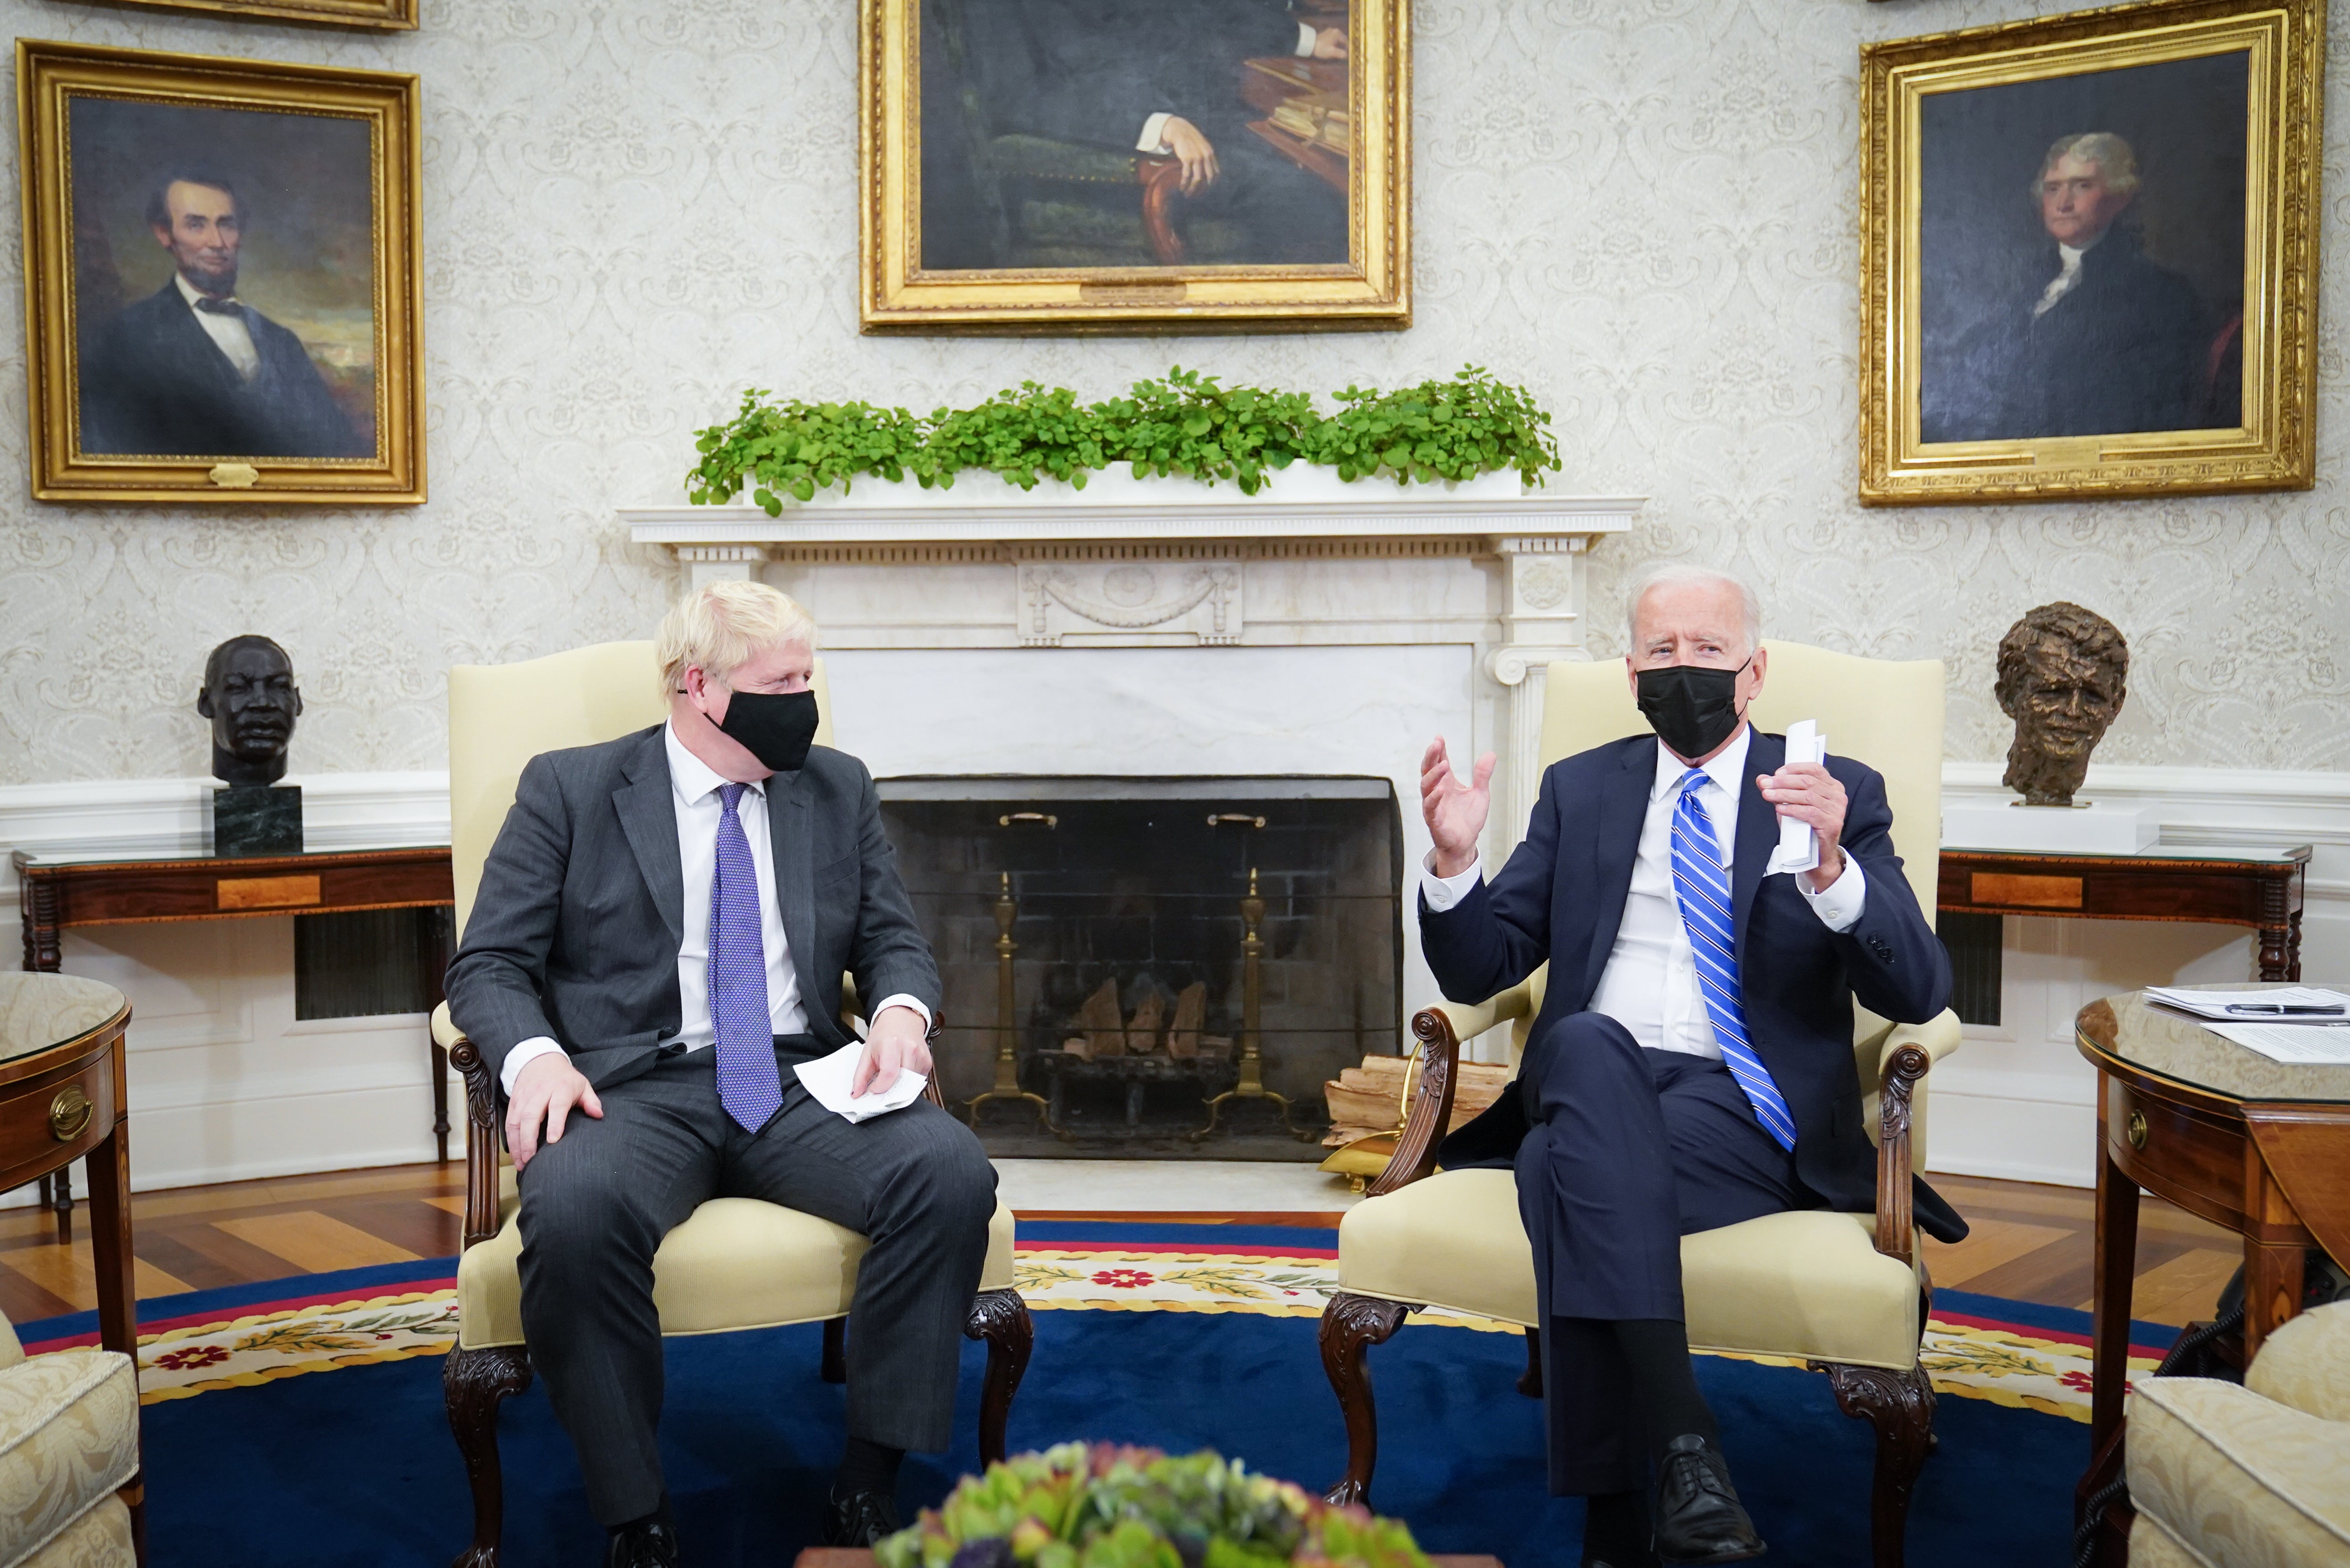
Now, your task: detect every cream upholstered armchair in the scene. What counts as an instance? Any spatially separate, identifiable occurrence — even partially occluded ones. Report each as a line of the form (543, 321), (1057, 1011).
(1319, 642), (1961, 1568)
(0, 1310), (139, 1567)
(2128, 1300), (2350, 1568)
(428, 642), (1030, 1568)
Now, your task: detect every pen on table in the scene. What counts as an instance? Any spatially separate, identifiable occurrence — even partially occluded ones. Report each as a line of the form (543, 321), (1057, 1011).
(2223, 1003), (2346, 1015)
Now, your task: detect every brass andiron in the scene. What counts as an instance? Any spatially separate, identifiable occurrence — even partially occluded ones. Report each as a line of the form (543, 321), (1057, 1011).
(1195, 867), (1305, 1142)
(967, 872), (1056, 1133)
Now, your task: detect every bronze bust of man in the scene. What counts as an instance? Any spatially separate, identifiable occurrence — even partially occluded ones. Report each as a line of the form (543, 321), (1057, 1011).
(197, 634), (302, 786)
(1994, 602), (2128, 807)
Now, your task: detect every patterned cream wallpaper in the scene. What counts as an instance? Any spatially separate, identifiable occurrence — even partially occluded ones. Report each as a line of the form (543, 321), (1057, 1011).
(0, 0), (2344, 784)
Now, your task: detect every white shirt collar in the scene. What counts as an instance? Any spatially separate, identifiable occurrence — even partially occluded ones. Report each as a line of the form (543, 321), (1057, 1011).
(173, 272), (239, 312)
(663, 719), (764, 806)
(1650, 722), (1753, 804)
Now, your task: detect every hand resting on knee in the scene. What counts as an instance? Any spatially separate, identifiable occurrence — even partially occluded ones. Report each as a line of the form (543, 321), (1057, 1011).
(507, 1053), (603, 1169)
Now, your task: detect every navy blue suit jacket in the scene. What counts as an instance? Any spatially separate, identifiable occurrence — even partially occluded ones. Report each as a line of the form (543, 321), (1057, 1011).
(1421, 729), (1967, 1245)
(80, 282), (365, 459)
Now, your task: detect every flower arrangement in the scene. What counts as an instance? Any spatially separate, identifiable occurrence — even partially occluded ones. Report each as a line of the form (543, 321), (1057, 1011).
(875, 1444), (1433, 1568)
(686, 365), (1560, 513)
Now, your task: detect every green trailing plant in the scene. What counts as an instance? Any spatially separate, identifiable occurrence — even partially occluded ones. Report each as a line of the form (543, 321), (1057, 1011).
(875, 1443), (1433, 1568)
(685, 366), (1559, 513)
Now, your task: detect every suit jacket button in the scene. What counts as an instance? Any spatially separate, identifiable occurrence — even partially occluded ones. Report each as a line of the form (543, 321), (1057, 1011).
(1868, 937), (1894, 963)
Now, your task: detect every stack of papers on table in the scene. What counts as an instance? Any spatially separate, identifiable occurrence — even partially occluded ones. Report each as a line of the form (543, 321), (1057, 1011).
(2142, 986), (2350, 1020)
(2143, 986), (2350, 1065)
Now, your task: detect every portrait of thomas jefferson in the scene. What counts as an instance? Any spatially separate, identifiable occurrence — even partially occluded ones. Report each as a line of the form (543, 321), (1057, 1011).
(1923, 132), (2218, 443)
(920, 0), (1351, 269)
(77, 169), (367, 460)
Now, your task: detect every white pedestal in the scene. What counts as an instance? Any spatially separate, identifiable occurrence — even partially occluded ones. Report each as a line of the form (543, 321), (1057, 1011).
(1942, 801), (2158, 854)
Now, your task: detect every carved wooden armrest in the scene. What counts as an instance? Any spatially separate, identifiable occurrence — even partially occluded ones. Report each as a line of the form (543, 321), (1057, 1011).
(447, 1034), (504, 1249)
(1366, 1008), (1463, 1198)
(1872, 1041), (1933, 1267)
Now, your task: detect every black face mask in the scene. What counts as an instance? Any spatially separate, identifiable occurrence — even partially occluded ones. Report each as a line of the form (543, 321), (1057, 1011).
(715, 688), (820, 773)
(1635, 659), (1750, 761)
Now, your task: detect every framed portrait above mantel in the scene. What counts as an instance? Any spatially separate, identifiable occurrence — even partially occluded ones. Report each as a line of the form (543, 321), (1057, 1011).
(17, 40), (425, 504)
(1858, 0), (2322, 506)
(858, 0), (1409, 334)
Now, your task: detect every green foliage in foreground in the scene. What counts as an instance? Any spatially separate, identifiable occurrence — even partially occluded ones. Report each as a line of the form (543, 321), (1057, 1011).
(687, 366), (1560, 514)
(874, 1444), (1433, 1568)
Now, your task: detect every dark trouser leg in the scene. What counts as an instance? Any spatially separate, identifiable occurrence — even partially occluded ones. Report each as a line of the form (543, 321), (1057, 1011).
(1181, 128), (1348, 263)
(515, 1061), (715, 1527)
(1514, 1013), (1800, 1496)
(728, 1081), (998, 1454)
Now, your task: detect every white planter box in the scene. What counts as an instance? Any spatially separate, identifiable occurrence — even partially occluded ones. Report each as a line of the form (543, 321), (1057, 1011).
(1942, 800), (2159, 854)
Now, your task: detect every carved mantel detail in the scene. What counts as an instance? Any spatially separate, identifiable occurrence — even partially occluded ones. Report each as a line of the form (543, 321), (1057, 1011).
(621, 475), (1641, 860)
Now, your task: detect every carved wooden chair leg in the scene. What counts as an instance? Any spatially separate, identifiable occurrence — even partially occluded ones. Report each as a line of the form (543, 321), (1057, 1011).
(445, 1344), (534, 1568)
(821, 1316), (848, 1384)
(1812, 1360), (1934, 1568)
(1319, 1292), (1412, 1508)
(1517, 1325), (1543, 1398)
(965, 1289), (1032, 1466)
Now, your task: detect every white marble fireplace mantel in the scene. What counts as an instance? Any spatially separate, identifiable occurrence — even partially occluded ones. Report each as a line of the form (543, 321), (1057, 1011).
(621, 469), (1642, 868)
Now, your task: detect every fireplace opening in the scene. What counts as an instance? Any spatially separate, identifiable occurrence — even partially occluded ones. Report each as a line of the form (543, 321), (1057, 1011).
(879, 777), (1403, 1159)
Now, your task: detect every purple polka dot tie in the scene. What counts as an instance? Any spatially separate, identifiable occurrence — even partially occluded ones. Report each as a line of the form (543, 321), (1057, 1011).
(711, 783), (783, 1133)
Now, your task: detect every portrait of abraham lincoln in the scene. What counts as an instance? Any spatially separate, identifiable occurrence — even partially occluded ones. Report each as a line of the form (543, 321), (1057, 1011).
(69, 96), (377, 462)
(917, 0), (1353, 271)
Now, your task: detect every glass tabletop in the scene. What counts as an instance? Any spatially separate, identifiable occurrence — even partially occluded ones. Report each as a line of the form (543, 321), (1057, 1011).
(1945, 844), (2309, 865)
(13, 839), (447, 869)
(0, 972), (128, 1064)
(2088, 986), (2350, 1104)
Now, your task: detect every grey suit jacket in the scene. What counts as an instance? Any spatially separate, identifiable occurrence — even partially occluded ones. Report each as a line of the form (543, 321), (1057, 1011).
(444, 724), (940, 1094)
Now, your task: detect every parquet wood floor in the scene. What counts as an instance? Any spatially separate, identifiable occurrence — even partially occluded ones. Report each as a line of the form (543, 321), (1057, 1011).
(0, 1165), (2246, 1330)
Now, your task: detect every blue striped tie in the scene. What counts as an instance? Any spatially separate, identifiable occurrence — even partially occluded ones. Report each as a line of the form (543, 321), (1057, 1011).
(1670, 769), (1797, 1152)
(711, 782), (784, 1134)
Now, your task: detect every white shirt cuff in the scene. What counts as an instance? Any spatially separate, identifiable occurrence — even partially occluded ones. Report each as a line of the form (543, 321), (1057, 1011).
(1138, 111), (1173, 153)
(1796, 853), (1867, 933)
(1295, 20), (1316, 54)
(1419, 850), (1483, 912)
(498, 1035), (566, 1096)
(862, 994), (934, 1039)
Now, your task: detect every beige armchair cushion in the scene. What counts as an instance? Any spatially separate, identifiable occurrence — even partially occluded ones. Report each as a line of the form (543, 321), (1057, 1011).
(0, 1349), (138, 1568)
(460, 1166), (1019, 1351)
(1336, 1167), (1922, 1370)
(2127, 1372), (2350, 1568)
(14, 1500), (134, 1568)
(2246, 1301), (2350, 1424)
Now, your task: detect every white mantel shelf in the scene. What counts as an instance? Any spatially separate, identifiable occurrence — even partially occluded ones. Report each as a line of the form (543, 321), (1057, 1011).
(621, 469), (1645, 865)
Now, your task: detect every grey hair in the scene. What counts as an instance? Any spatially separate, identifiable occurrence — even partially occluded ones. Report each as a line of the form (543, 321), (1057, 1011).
(2035, 133), (2142, 199)
(1624, 563), (1763, 656)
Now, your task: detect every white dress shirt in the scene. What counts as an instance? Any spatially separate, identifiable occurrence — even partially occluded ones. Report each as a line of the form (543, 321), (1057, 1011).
(1136, 23), (1317, 153)
(176, 272), (259, 381)
(2032, 239), (2095, 320)
(1420, 726), (1867, 1060)
(499, 722), (931, 1094)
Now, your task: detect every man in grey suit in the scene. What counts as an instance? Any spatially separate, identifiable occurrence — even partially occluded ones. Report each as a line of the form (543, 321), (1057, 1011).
(445, 582), (996, 1568)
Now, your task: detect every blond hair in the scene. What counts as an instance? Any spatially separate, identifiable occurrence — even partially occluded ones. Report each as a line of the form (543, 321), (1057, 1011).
(655, 581), (818, 698)
(2036, 133), (2142, 198)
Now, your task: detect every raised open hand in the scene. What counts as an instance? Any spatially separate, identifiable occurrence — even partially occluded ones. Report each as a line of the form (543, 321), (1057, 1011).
(1420, 736), (1494, 878)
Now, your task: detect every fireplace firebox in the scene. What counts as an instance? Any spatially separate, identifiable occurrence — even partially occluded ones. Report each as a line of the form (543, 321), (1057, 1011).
(878, 777), (1403, 1159)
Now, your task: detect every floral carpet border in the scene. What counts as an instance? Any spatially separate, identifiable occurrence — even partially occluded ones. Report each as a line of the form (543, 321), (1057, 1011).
(102, 1246), (2152, 1421)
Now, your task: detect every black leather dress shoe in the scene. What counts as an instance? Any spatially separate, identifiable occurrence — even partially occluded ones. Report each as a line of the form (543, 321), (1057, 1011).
(822, 1485), (900, 1548)
(1651, 1435), (1765, 1564)
(606, 1516), (681, 1568)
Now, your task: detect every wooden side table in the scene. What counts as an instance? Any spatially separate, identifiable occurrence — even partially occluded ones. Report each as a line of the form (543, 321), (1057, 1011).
(13, 843), (456, 1239)
(1940, 845), (2309, 980)
(0, 971), (142, 1557)
(2072, 988), (2350, 1565)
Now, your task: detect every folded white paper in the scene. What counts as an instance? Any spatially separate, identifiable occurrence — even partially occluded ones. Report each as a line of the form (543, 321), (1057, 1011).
(1766, 719), (1825, 876)
(793, 1039), (929, 1124)
(2143, 986), (2350, 1022)
(2205, 1021), (2350, 1065)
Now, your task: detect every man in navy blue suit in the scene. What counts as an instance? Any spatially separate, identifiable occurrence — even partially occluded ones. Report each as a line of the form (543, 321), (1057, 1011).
(1416, 565), (1964, 1568)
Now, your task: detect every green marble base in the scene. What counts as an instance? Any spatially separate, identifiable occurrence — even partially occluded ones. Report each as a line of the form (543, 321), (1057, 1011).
(211, 785), (302, 857)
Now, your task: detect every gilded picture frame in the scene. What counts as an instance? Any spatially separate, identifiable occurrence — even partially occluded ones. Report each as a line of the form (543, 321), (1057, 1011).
(1859, 0), (2322, 506)
(858, 0), (1409, 334)
(18, 40), (425, 504)
(47, 0), (418, 28)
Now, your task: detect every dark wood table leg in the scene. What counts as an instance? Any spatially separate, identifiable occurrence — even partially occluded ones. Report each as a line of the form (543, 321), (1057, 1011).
(425, 904), (454, 1164)
(2088, 1139), (2138, 1456)
(2243, 1238), (2304, 1362)
(48, 1162), (73, 1244)
(432, 1041), (452, 1166)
